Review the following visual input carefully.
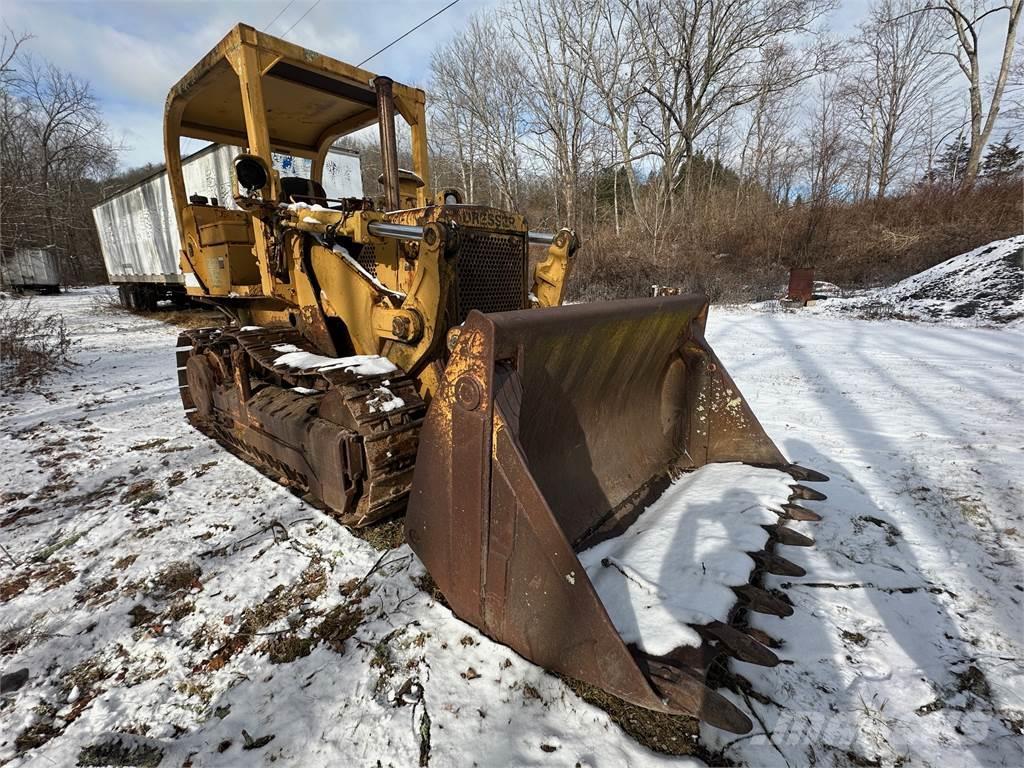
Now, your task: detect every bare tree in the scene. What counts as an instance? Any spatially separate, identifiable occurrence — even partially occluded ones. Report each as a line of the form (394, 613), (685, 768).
(847, 0), (950, 198)
(429, 47), (482, 202)
(624, 0), (835, 206)
(807, 78), (854, 202)
(1003, 37), (1024, 127)
(0, 25), (30, 85)
(22, 57), (117, 273)
(510, 0), (600, 230)
(562, 0), (646, 218)
(737, 50), (804, 204)
(1, 42), (119, 283)
(799, 74), (855, 260)
(429, 13), (530, 209)
(929, 0), (1022, 185)
(0, 25), (32, 278)
(416, 0), (1019, 300)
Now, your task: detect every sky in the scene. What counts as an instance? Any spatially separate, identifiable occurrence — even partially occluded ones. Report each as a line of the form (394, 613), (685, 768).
(2, 0), (500, 167)
(1, 0), (1010, 170)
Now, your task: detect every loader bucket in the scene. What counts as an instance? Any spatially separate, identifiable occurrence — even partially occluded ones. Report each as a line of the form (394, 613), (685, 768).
(406, 296), (822, 733)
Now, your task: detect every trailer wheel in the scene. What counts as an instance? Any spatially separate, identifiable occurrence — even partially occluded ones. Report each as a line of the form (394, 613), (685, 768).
(144, 286), (160, 311)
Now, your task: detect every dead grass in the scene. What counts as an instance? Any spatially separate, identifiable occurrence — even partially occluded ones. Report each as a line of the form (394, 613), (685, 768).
(955, 664), (992, 699)
(413, 571), (448, 607)
(76, 576), (119, 607)
(0, 559), (80, 604)
(39, 561), (76, 591)
(566, 180), (1023, 303)
(176, 679), (215, 703)
(349, 517), (405, 551)
(0, 299), (77, 392)
(0, 504), (42, 528)
(0, 573), (31, 602)
(165, 598), (195, 621)
(113, 554), (138, 571)
(370, 628), (405, 694)
(128, 438), (168, 452)
(196, 561), (329, 672)
(64, 655), (111, 696)
(230, 598), (364, 665)
(561, 677), (701, 757)
(262, 633), (315, 664)
(77, 737), (163, 767)
(128, 604), (159, 628)
(89, 290), (221, 330)
(151, 309), (223, 330)
(55, 653), (113, 725)
(238, 561), (327, 635)
(14, 715), (62, 754)
(150, 561), (202, 598)
(120, 479), (164, 509)
(313, 603), (365, 653)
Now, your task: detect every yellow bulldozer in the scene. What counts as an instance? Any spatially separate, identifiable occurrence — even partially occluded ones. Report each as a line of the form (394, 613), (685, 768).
(167, 23), (826, 734)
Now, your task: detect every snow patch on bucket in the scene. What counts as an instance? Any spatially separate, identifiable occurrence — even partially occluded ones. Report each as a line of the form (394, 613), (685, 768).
(578, 462), (793, 655)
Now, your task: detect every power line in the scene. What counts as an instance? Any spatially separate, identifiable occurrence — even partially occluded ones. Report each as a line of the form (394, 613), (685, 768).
(281, 0), (323, 38)
(263, 0), (298, 31)
(358, 0), (462, 67)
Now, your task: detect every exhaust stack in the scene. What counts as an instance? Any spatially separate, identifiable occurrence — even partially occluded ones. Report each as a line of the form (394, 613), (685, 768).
(374, 76), (401, 211)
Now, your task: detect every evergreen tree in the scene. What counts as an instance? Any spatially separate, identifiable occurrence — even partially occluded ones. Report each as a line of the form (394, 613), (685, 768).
(924, 138), (970, 185)
(981, 133), (1023, 181)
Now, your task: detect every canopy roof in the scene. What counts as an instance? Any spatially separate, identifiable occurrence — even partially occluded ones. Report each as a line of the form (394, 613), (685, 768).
(165, 23), (424, 159)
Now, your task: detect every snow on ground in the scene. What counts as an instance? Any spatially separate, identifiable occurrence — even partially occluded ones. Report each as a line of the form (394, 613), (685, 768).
(2, 283), (1022, 767)
(701, 305), (1024, 767)
(0, 290), (691, 768)
(807, 235), (1024, 325)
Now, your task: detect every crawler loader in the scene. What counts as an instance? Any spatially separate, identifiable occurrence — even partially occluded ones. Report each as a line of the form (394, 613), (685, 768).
(166, 24), (827, 734)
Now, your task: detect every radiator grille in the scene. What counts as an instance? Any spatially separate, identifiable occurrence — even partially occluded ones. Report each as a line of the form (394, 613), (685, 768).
(352, 243), (378, 278)
(454, 230), (527, 323)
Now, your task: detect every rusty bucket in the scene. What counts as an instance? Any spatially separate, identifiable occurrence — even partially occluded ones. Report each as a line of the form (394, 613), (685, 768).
(405, 296), (822, 732)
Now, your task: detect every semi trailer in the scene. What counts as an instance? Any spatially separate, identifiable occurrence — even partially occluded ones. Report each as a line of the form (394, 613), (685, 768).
(0, 247), (60, 294)
(92, 142), (362, 310)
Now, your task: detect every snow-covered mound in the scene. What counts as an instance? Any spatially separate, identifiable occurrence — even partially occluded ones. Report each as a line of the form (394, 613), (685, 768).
(821, 236), (1024, 325)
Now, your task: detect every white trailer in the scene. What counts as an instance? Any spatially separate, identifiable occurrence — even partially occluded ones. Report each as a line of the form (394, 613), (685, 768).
(92, 143), (362, 309)
(0, 247), (61, 294)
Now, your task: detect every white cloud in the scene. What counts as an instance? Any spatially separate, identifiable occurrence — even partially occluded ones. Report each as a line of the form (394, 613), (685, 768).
(3, 0), (1013, 172)
(5, 0), (495, 169)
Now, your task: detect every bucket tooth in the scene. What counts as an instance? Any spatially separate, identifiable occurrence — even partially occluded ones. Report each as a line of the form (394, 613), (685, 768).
(781, 503), (822, 522)
(742, 626), (781, 649)
(749, 550), (806, 577)
(645, 661), (753, 734)
(732, 585), (794, 617)
(764, 524), (815, 547)
(786, 464), (829, 483)
(789, 484), (827, 501)
(699, 622), (779, 667)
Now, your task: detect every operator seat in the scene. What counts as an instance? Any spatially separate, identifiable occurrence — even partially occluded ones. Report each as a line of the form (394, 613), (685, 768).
(279, 177), (328, 206)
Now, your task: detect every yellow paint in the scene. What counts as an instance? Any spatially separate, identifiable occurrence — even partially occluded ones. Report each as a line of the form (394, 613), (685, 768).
(163, 23), (578, 401)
